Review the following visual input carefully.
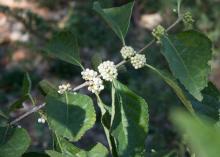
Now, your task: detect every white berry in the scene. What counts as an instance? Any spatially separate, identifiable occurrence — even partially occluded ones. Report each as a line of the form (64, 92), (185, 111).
(58, 83), (72, 94)
(130, 54), (146, 69)
(98, 61), (118, 82)
(88, 77), (104, 94)
(81, 69), (98, 81)
(120, 46), (136, 59)
(38, 117), (46, 124)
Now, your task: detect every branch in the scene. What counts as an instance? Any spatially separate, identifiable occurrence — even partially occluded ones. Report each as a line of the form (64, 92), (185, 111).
(116, 17), (182, 68)
(9, 17), (182, 125)
(137, 17), (182, 54)
(9, 103), (46, 125)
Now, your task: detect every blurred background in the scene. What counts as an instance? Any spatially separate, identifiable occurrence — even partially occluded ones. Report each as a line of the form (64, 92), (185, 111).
(0, 0), (219, 156)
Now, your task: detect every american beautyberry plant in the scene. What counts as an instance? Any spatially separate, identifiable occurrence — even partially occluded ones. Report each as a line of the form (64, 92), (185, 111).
(1, 0), (220, 157)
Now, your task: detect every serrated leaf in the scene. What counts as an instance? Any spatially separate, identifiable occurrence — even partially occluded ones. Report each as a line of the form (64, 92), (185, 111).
(0, 127), (31, 157)
(22, 72), (31, 95)
(45, 31), (82, 68)
(146, 64), (220, 121)
(161, 30), (212, 101)
(111, 80), (149, 157)
(46, 92), (96, 142)
(190, 82), (220, 122)
(145, 64), (195, 114)
(93, 1), (134, 44)
(171, 110), (220, 157)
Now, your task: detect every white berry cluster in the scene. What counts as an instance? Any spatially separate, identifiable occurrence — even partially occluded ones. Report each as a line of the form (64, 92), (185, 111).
(131, 54), (146, 69)
(81, 69), (98, 81)
(98, 61), (118, 82)
(120, 46), (136, 59)
(88, 77), (104, 93)
(81, 69), (104, 94)
(58, 83), (72, 94)
(152, 25), (165, 42)
(38, 117), (46, 124)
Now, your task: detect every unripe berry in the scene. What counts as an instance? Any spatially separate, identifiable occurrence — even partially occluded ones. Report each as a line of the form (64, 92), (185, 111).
(152, 25), (166, 42)
(183, 11), (194, 29)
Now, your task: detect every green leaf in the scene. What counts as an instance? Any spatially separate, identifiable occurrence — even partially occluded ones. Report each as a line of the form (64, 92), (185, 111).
(9, 73), (34, 111)
(45, 31), (82, 68)
(22, 72), (31, 95)
(22, 152), (49, 157)
(46, 92), (96, 142)
(145, 64), (195, 115)
(50, 136), (108, 157)
(46, 151), (66, 157)
(9, 95), (29, 111)
(93, 1), (134, 44)
(145, 64), (220, 121)
(91, 53), (102, 71)
(39, 80), (58, 97)
(111, 80), (149, 157)
(55, 136), (81, 156)
(77, 143), (109, 157)
(161, 30), (212, 101)
(88, 143), (109, 157)
(171, 110), (220, 157)
(96, 95), (117, 156)
(47, 142), (108, 157)
(190, 82), (220, 122)
(0, 127), (31, 157)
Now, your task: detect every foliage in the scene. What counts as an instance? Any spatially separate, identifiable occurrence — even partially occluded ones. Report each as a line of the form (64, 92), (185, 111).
(0, 127), (31, 157)
(161, 31), (212, 101)
(0, 0), (219, 157)
(171, 110), (220, 157)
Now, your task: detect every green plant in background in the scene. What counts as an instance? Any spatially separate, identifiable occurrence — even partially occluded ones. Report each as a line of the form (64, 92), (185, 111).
(171, 109), (220, 157)
(0, 0), (219, 157)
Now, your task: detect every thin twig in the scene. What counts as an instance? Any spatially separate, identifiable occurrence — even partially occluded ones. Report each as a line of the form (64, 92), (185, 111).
(116, 17), (182, 68)
(137, 39), (155, 54)
(166, 17), (182, 32)
(138, 17), (182, 54)
(72, 82), (88, 92)
(9, 17), (182, 125)
(9, 103), (46, 125)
